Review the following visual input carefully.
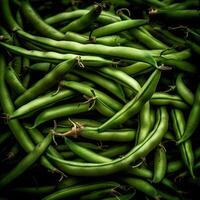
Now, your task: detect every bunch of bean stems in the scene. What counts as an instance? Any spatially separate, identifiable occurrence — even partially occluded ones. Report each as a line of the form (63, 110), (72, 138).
(0, 0), (200, 199)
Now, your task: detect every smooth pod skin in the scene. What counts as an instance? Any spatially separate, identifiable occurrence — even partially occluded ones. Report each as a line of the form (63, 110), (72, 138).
(10, 89), (75, 119)
(98, 66), (141, 94)
(152, 145), (167, 183)
(150, 92), (189, 109)
(20, 1), (65, 40)
(136, 101), (152, 144)
(176, 73), (194, 105)
(42, 182), (119, 200)
(47, 107), (168, 176)
(60, 4), (102, 33)
(64, 138), (112, 163)
(91, 19), (148, 37)
(14, 58), (76, 107)
(122, 177), (159, 199)
(30, 102), (91, 128)
(98, 69), (161, 131)
(73, 69), (126, 102)
(120, 62), (153, 76)
(0, 133), (52, 189)
(16, 30), (157, 66)
(177, 83), (200, 143)
(171, 109), (195, 177)
(5, 65), (26, 95)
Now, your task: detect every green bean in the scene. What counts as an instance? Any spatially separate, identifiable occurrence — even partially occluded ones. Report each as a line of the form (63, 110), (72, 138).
(152, 145), (167, 183)
(157, 58), (197, 73)
(80, 188), (113, 200)
(178, 83), (200, 143)
(100, 145), (131, 158)
(45, 10), (89, 25)
(47, 107), (168, 176)
(42, 182), (120, 200)
(20, 1), (65, 40)
(14, 58), (76, 107)
(150, 92), (189, 109)
(60, 80), (123, 114)
(157, 190), (180, 200)
(97, 69), (161, 131)
(56, 127), (136, 142)
(176, 73), (194, 105)
(121, 177), (159, 199)
(73, 69), (126, 102)
(171, 109), (195, 177)
(98, 66), (141, 93)
(10, 89), (75, 119)
(128, 165), (176, 190)
(119, 12), (168, 49)
(45, 9), (120, 26)
(91, 19), (148, 37)
(27, 127), (62, 159)
(0, 25), (13, 44)
(0, 42), (115, 66)
(30, 102), (91, 128)
(15, 10), (24, 28)
(5, 65), (26, 95)
(57, 118), (102, 128)
(66, 31), (129, 46)
(64, 138), (112, 163)
(0, 133), (52, 189)
(136, 102), (152, 144)
(0, 54), (34, 152)
(1, 0), (21, 31)
(16, 30), (157, 66)
(60, 5), (102, 33)
(120, 62), (153, 76)
(167, 160), (183, 174)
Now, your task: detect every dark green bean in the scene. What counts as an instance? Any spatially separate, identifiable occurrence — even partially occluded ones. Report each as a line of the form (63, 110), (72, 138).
(152, 145), (167, 183)
(121, 177), (159, 199)
(47, 107), (168, 176)
(64, 138), (112, 163)
(176, 73), (194, 105)
(171, 109), (195, 177)
(14, 58), (76, 107)
(150, 92), (189, 109)
(20, 1), (65, 40)
(91, 19), (148, 38)
(97, 69), (161, 131)
(42, 182), (120, 200)
(60, 5), (102, 33)
(0, 133), (52, 189)
(10, 89), (75, 119)
(178, 83), (200, 143)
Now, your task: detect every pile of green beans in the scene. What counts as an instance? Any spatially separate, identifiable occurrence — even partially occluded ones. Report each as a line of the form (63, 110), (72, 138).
(0, 0), (200, 199)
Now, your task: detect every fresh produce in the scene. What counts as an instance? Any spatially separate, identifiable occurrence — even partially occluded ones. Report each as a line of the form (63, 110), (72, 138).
(0, 0), (200, 199)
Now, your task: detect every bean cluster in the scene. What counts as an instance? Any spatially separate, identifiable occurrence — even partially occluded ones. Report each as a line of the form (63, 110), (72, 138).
(0, 0), (200, 199)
